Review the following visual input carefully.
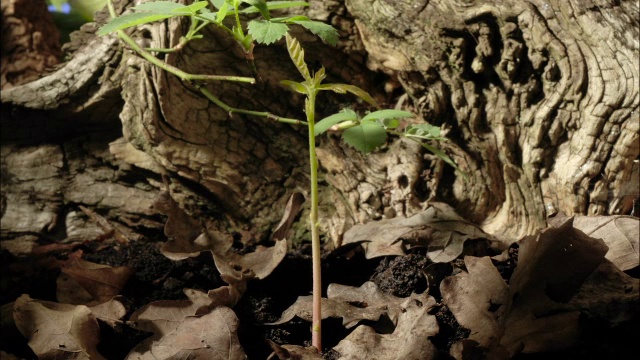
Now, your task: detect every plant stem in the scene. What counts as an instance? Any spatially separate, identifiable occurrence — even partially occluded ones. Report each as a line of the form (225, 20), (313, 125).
(116, 31), (255, 84)
(305, 91), (322, 351)
(197, 86), (307, 125)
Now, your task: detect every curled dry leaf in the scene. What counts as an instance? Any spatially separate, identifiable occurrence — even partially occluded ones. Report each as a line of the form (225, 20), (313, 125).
(154, 189), (287, 279)
(269, 281), (426, 329)
(126, 307), (246, 360)
(441, 218), (640, 358)
(333, 295), (439, 360)
(13, 294), (105, 360)
(58, 258), (134, 305)
(271, 192), (305, 241)
(342, 202), (500, 262)
(209, 233), (288, 280)
(154, 190), (206, 260)
(184, 274), (248, 316)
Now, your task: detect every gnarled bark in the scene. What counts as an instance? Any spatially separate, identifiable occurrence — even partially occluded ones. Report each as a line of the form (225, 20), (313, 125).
(344, 0), (639, 239)
(1, 0), (638, 249)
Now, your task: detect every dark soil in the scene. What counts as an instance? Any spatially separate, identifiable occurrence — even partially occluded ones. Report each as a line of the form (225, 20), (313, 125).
(1, 238), (638, 359)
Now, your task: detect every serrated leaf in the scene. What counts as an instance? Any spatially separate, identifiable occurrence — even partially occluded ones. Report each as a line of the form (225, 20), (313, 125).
(362, 109), (413, 122)
(285, 33), (311, 81)
(280, 80), (308, 94)
(292, 20), (338, 46)
(242, 0), (270, 19)
(314, 109), (358, 136)
(97, 12), (176, 35)
(318, 83), (378, 107)
(247, 20), (288, 44)
(343, 122), (387, 153)
(133, 1), (186, 13)
(241, 1), (309, 13)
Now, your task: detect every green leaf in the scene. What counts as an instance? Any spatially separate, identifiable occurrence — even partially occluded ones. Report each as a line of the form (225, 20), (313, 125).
(216, 1), (229, 22)
(406, 124), (441, 138)
(362, 109), (413, 122)
(247, 20), (288, 44)
(342, 122), (387, 153)
(197, 12), (219, 22)
(313, 67), (326, 86)
(285, 33), (311, 81)
(317, 83), (378, 107)
(242, 0), (270, 19)
(292, 20), (338, 46)
(97, 12), (176, 35)
(420, 142), (459, 171)
(280, 80), (308, 94)
(241, 1), (309, 13)
(383, 118), (400, 129)
(133, 1), (209, 14)
(183, 1), (210, 13)
(209, 0), (226, 9)
(133, 1), (186, 13)
(272, 15), (309, 22)
(314, 109), (358, 136)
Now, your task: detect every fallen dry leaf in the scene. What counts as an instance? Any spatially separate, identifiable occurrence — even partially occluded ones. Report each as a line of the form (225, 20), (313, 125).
(269, 281), (418, 328)
(441, 218), (640, 358)
(13, 294), (105, 360)
(184, 274), (247, 316)
(209, 232), (288, 280)
(154, 190), (207, 260)
(572, 215), (639, 271)
(126, 279), (246, 352)
(342, 202), (499, 262)
(267, 341), (323, 360)
(58, 259), (134, 305)
(333, 294), (439, 360)
(440, 256), (507, 348)
(126, 307), (246, 360)
(154, 189), (287, 279)
(272, 192), (305, 241)
(88, 297), (127, 328)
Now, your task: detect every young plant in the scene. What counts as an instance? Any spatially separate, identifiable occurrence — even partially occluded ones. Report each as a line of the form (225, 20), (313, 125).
(99, 0), (458, 352)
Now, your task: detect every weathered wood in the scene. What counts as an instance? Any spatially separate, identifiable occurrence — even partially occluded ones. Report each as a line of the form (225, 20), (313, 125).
(1, 0), (61, 89)
(1, 0), (638, 249)
(344, 0), (639, 239)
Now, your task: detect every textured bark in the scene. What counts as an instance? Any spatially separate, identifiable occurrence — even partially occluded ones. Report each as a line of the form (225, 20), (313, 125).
(1, 0), (638, 248)
(1, 0), (61, 89)
(344, 0), (639, 239)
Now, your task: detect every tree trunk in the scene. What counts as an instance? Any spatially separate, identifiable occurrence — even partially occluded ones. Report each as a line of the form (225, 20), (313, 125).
(1, 0), (638, 250)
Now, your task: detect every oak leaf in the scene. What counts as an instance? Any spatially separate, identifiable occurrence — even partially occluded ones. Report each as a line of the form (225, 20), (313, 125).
(13, 294), (105, 360)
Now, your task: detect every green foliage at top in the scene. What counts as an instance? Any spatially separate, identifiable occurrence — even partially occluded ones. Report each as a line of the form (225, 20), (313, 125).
(97, 1), (208, 35)
(247, 20), (289, 44)
(285, 33), (312, 81)
(289, 20), (338, 46)
(98, 0), (336, 48)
